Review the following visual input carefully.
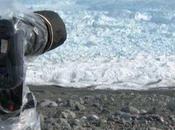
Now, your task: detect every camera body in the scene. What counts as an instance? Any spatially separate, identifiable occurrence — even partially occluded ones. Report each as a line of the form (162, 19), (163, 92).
(0, 19), (24, 115)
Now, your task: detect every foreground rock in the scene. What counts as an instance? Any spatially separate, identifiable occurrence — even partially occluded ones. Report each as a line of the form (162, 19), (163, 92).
(30, 85), (175, 130)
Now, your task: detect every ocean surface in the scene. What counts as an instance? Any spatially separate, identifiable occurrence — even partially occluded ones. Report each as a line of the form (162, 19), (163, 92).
(3, 0), (175, 90)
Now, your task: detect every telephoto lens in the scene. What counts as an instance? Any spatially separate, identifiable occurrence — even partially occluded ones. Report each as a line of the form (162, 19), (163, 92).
(0, 10), (67, 116)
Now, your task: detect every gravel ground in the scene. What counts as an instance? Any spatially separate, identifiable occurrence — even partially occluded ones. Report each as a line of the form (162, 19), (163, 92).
(30, 85), (175, 130)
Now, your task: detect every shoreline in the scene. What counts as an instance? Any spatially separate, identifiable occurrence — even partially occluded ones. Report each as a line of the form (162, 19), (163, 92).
(30, 85), (175, 130)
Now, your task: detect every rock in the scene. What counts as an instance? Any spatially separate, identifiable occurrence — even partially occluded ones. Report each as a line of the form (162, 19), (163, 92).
(121, 106), (140, 114)
(112, 111), (134, 125)
(70, 119), (85, 130)
(59, 118), (72, 130)
(61, 110), (76, 119)
(87, 115), (101, 126)
(140, 109), (147, 114)
(66, 100), (85, 111)
(167, 99), (175, 112)
(170, 115), (175, 122)
(100, 119), (107, 124)
(101, 95), (108, 101)
(42, 117), (61, 130)
(81, 116), (87, 120)
(118, 111), (132, 122)
(101, 107), (110, 114)
(75, 102), (86, 111)
(67, 99), (75, 108)
(57, 98), (62, 103)
(70, 119), (81, 126)
(129, 106), (140, 114)
(147, 107), (157, 114)
(40, 99), (58, 107)
(121, 106), (130, 113)
(73, 126), (84, 130)
(92, 103), (101, 109)
(149, 127), (162, 130)
(84, 96), (94, 104)
(79, 97), (85, 105)
(80, 116), (88, 127)
(40, 114), (45, 129)
(151, 115), (164, 123)
(109, 96), (115, 102)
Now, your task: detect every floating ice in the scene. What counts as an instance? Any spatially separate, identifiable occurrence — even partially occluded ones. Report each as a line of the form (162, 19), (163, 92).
(18, 0), (175, 90)
(134, 12), (152, 21)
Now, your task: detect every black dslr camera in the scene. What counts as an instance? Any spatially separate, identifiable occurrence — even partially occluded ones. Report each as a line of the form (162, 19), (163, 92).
(0, 19), (24, 115)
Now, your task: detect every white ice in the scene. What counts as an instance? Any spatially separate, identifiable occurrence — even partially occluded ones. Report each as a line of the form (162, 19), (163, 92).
(14, 0), (175, 90)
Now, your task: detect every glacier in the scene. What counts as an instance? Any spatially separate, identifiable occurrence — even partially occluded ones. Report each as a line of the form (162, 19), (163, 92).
(7, 0), (175, 90)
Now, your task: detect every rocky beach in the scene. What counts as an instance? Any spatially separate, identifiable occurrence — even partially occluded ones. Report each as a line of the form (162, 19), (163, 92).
(30, 85), (175, 130)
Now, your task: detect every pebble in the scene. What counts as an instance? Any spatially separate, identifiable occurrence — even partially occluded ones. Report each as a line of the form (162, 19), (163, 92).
(117, 111), (132, 123)
(140, 109), (147, 114)
(92, 103), (101, 109)
(149, 127), (162, 130)
(59, 118), (72, 130)
(170, 115), (175, 122)
(101, 95), (108, 101)
(109, 96), (115, 102)
(73, 126), (84, 130)
(81, 116), (87, 120)
(57, 98), (62, 103)
(67, 99), (75, 108)
(167, 99), (175, 112)
(129, 106), (140, 114)
(40, 99), (58, 107)
(79, 98), (85, 105)
(121, 106), (140, 114)
(80, 116), (88, 127)
(87, 115), (101, 126)
(61, 110), (76, 119)
(75, 102), (86, 111)
(71, 119), (81, 126)
(36, 89), (175, 130)
(84, 96), (94, 104)
(147, 107), (157, 114)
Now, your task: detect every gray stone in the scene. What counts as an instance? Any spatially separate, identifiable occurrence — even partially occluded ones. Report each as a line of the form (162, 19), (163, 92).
(57, 98), (62, 103)
(71, 119), (81, 126)
(87, 115), (101, 126)
(129, 106), (140, 114)
(84, 96), (94, 104)
(92, 103), (101, 109)
(75, 102), (86, 111)
(79, 97), (85, 105)
(115, 111), (132, 123)
(80, 116), (88, 127)
(67, 99), (75, 108)
(59, 118), (72, 130)
(40, 99), (58, 107)
(101, 95), (108, 101)
(73, 126), (84, 130)
(109, 96), (115, 102)
(167, 99), (175, 112)
(149, 127), (162, 130)
(150, 115), (164, 123)
(66, 100), (85, 111)
(121, 106), (140, 114)
(170, 115), (175, 122)
(140, 109), (147, 114)
(61, 110), (76, 119)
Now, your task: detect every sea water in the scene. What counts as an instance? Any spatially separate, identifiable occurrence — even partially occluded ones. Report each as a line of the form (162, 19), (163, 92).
(6, 0), (175, 90)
